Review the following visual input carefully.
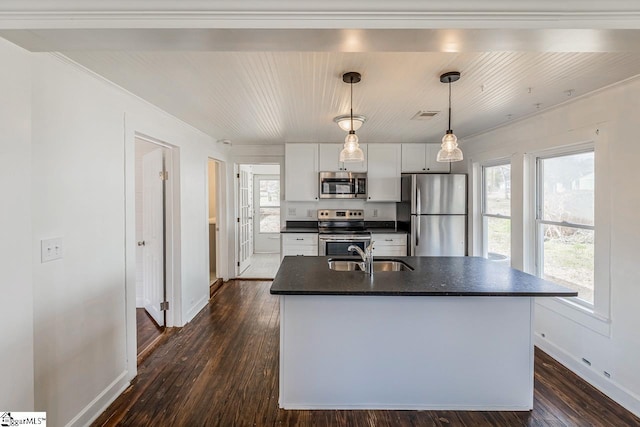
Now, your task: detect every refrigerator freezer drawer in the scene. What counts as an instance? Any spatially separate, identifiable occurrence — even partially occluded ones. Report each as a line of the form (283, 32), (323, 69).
(411, 215), (466, 256)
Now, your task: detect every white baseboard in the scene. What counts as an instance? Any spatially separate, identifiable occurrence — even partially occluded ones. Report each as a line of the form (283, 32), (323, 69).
(64, 370), (130, 427)
(535, 335), (640, 419)
(184, 294), (208, 325)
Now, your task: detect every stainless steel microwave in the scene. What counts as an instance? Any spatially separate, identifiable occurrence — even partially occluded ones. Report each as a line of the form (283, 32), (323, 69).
(319, 171), (367, 199)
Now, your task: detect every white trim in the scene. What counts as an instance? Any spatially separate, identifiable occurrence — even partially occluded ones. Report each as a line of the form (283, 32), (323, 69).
(184, 293), (208, 323)
(64, 370), (129, 427)
(535, 337), (640, 419)
(4, 2), (640, 30)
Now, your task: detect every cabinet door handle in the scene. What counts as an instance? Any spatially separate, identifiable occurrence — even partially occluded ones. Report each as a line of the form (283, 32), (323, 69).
(296, 238), (304, 241)
(385, 239), (393, 242)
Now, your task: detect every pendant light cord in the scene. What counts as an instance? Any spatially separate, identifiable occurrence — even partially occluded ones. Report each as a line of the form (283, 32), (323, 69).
(350, 76), (354, 132)
(448, 78), (452, 132)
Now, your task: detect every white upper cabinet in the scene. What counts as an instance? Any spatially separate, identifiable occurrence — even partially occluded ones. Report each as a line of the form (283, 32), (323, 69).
(318, 143), (367, 172)
(401, 143), (451, 173)
(367, 144), (401, 202)
(400, 144), (426, 172)
(285, 144), (319, 201)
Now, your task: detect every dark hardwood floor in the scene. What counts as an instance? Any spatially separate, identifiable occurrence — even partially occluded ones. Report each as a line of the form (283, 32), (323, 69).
(97, 281), (640, 426)
(136, 308), (164, 356)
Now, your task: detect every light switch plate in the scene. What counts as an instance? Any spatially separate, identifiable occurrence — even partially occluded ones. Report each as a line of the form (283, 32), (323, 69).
(41, 237), (64, 263)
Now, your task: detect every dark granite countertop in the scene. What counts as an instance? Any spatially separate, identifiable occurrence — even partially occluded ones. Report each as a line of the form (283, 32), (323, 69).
(270, 256), (578, 297)
(281, 221), (318, 233)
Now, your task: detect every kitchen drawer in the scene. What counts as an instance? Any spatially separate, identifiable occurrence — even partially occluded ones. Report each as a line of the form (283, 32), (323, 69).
(282, 246), (319, 256)
(371, 233), (407, 246)
(282, 233), (318, 246)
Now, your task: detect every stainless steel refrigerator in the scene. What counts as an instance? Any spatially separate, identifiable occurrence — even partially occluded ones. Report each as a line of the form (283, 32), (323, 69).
(397, 174), (467, 256)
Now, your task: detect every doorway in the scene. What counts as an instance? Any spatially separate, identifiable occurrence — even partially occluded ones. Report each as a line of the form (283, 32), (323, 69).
(208, 159), (224, 296)
(236, 164), (281, 279)
(135, 137), (168, 359)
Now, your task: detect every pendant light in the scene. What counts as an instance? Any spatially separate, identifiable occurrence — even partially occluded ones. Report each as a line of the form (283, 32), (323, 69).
(437, 71), (464, 163)
(339, 72), (365, 163)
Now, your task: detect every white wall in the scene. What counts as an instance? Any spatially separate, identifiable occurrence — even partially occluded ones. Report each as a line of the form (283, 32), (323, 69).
(0, 41), (231, 425)
(460, 76), (640, 417)
(0, 38), (34, 411)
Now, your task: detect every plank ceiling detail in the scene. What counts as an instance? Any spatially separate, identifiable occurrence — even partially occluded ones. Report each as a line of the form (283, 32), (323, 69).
(64, 51), (640, 145)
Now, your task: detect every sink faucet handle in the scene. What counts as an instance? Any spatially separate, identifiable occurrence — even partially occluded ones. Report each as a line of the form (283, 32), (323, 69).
(366, 240), (375, 254)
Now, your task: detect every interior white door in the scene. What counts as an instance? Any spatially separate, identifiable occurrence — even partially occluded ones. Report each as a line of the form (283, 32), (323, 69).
(253, 174), (281, 253)
(238, 167), (253, 274)
(142, 148), (165, 326)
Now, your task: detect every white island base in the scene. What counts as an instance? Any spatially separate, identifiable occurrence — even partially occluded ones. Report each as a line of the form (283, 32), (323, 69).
(279, 295), (534, 410)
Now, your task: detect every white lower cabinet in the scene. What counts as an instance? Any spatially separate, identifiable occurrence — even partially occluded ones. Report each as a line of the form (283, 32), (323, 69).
(371, 233), (407, 256)
(281, 233), (319, 257)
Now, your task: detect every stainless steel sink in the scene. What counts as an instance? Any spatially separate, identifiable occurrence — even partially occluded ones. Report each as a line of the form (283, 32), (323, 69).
(328, 259), (414, 272)
(372, 260), (414, 272)
(327, 260), (363, 271)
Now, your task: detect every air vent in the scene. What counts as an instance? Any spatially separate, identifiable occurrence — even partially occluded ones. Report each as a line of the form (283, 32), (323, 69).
(411, 111), (440, 120)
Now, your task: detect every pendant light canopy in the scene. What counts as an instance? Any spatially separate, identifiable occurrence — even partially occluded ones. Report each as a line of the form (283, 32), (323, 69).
(339, 72), (365, 163)
(437, 71), (464, 163)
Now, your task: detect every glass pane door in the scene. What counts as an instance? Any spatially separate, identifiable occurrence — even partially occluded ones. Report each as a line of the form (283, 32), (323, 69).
(254, 175), (281, 253)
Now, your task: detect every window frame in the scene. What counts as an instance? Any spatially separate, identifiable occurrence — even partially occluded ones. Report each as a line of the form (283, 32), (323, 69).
(534, 145), (595, 309)
(481, 160), (512, 261)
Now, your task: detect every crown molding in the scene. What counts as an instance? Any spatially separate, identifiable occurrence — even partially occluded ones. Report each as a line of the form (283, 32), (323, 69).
(2, 1), (640, 29)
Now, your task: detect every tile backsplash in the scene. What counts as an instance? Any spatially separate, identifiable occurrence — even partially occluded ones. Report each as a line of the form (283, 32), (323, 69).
(283, 200), (396, 221)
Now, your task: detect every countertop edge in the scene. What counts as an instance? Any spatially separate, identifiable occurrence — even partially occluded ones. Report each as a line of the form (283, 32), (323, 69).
(269, 290), (577, 297)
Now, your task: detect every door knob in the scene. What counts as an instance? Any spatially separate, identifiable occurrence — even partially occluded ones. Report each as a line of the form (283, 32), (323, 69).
(137, 241), (146, 246)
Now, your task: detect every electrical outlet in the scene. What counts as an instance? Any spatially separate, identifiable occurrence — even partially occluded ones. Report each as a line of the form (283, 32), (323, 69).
(373, 209), (378, 218)
(288, 208), (296, 216)
(41, 237), (64, 263)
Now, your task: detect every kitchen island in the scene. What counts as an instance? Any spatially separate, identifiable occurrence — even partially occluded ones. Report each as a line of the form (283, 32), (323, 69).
(270, 256), (577, 411)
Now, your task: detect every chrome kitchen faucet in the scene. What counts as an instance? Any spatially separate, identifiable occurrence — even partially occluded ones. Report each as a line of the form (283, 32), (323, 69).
(348, 241), (375, 276)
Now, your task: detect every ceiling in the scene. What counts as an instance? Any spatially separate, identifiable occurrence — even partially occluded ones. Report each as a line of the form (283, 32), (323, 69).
(56, 49), (640, 144)
(4, 26), (640, 145)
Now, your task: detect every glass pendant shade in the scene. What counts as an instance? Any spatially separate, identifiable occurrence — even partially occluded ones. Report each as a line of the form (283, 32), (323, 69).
(436, 131), (464, 162)
(340, 133), (364, 162)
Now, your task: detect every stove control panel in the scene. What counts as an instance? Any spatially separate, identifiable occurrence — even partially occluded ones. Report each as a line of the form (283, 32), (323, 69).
(318, 209), (364, 220)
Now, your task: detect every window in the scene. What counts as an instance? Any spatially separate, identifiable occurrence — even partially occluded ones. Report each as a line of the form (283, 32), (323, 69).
(258, 178), (280, 233)
(482, 163), (511, 262)
(536, 150), (594, 305)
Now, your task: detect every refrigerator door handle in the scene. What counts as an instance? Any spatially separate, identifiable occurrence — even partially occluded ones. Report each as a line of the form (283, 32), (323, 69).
(416, 215), (420, 249)
(416, 187), (421, 216)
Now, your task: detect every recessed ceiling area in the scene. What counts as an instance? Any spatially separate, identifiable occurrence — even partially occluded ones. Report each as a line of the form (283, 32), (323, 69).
(4, 27), (640, 145)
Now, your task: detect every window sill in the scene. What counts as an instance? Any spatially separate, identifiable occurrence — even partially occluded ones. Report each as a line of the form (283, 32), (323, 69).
(535, 296), (611, 337)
